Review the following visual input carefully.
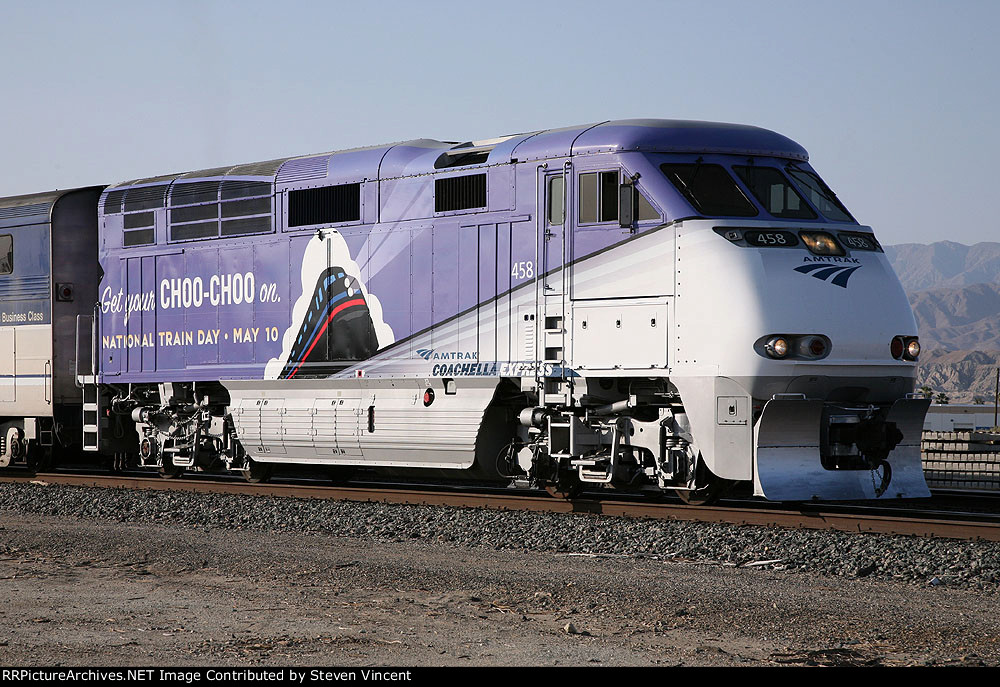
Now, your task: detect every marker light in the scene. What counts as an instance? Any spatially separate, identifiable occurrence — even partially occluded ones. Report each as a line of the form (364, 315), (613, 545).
(799, 231), (845, 256)
(904, 337), (920, 361)
(890, 336), (905, 360)
(765, 337), (790, 359)
(802, 336), (827, 358)
(423, 388), (435, 407)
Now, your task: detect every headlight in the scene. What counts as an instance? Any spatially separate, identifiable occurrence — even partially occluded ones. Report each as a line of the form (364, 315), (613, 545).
(759, 334), (830, 360)
(800, 231), (845, 256)
(904, 337), (920, 361)
(765, 336), (790, 359)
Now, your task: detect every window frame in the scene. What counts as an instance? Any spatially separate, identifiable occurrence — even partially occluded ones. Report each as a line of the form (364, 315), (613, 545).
(547, 175), (564, 226)
(577, 169), (621, 226)
(0, 234), (12, 275)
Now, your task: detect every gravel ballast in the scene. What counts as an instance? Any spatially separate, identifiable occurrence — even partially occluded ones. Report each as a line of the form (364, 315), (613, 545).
(1, 481), (999, 589)
(3, 480), (1000, 666)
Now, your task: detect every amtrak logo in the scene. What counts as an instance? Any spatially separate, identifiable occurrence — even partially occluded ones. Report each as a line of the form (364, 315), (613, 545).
(794, 262), (862, 288)
(416, 348), (477, 361)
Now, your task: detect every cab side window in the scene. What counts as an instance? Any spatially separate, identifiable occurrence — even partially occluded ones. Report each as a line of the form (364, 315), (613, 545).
(547, 176), (565, 225)
(0, 235), (12, 275)
(579, 171), (619, 223)
(580, 171), (660, 224)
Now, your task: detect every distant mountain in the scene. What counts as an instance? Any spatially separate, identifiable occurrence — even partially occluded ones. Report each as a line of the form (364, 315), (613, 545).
(883, 241), (1000, 401)
(907, 282), (1000, 350)
(916, 349), (1000, 405)
(885, 241), (1000, 291)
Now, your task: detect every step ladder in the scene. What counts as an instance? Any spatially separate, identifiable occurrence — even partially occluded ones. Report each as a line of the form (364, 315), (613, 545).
(75, 312), (101, 452)
(82, 383), (100, 452)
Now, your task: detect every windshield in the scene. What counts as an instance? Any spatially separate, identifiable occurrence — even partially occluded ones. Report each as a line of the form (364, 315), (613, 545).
(660, 163), (758, 217)
(733, 166), (816, 219)
(785, 166), (855, 223)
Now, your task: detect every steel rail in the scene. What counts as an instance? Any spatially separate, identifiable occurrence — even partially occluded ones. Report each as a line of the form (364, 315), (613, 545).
(3, 472), (1000, 542)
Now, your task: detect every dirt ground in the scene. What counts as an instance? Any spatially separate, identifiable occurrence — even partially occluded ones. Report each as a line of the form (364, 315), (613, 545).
(1, 512), (998, 667)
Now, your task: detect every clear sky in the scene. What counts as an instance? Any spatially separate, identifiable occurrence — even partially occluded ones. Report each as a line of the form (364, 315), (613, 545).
(1, 0), (996, 245)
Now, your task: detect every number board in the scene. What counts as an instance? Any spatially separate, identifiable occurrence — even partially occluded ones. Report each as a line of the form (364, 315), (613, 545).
(837, 232), (882, 252)
(743, 230), (799, 248)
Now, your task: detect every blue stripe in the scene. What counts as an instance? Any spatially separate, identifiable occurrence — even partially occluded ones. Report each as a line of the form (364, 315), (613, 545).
(831, 266), (862, 287)
(296, 291), (351, 360)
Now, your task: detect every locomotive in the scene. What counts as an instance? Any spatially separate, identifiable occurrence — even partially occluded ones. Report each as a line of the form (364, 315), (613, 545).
(0, 119), (929, 502)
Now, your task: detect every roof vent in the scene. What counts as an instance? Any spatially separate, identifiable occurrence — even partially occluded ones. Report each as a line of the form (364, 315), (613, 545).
(435, 145), (491, 169)
(434, 135), (515, 169)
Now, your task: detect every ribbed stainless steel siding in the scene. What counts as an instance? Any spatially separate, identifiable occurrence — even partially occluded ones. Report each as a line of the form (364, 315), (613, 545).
(276, 156), (330, 183)
(0, 274), (49, 301)
(227, 380), (497, 468)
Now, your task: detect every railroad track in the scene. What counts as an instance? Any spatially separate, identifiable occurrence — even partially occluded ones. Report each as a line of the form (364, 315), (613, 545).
(3, 470), (1000, 542)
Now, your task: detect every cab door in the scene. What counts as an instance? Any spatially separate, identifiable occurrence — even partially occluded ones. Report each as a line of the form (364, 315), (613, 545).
(539, 168), (567, 296)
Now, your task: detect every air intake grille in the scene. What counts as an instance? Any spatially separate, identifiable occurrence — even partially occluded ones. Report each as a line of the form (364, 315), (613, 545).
(103, 191), (126, 215)
(170, 181), (221, 206)
(435, 174), (486, 212)
(288, 184), (360, 227)
(124, 212), (154, 229)
(277, 156), (329, 183)
(124, 184), (170, 212)
(221, 180), (271, 200)
(123, 228), (155, 246)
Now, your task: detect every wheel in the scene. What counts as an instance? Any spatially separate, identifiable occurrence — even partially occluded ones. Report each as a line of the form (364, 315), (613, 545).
(544, 472), (583, 500)
(675, 463), (733, 506)
(26, 446), (53, 473)
(159, 453), (184, 479)
(241, 456), (273, 484)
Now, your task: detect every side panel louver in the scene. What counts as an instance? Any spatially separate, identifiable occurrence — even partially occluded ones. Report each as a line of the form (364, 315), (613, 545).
(435, 174), (486, 212)
(288, 184), (360, 227)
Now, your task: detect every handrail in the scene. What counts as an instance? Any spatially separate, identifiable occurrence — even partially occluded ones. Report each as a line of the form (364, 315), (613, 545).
(74, 314), (85, 388)
(74, 305), (99, 388)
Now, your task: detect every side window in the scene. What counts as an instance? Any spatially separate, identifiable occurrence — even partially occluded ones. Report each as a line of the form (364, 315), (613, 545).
(636, 190), (659, 221)
(0, 235), (11, 275)
(579, 171), (619, 223)
(785, 166), (855, 223)
(547, 176), (564, 225)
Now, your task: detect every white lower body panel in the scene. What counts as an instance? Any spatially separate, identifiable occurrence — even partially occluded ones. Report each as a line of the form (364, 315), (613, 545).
(225, 377), (498, 468)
